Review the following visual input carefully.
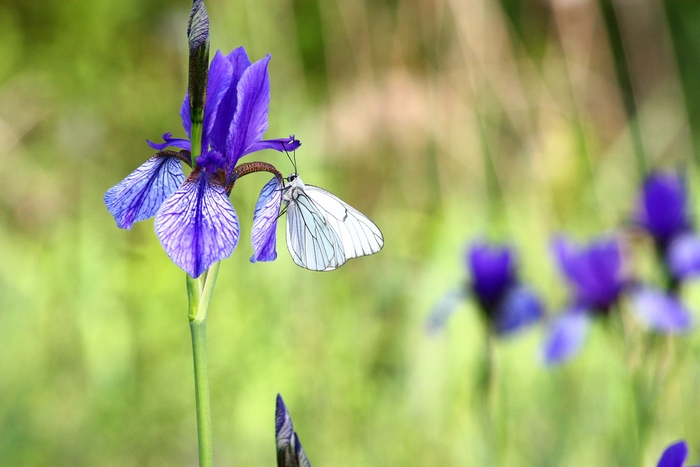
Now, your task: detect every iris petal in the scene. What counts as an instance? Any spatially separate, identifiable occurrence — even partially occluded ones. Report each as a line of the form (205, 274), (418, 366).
(155, 171), (239, 278)
(425, 287), (468, 335)
(629, 287), (693, 332)
(104, 153), (185, 229)
(658, 440), (688, 467)
(209, 47), (253, 153)
(180, 94), (191, 140)
(494, 285), (543, 334)
(226, 54), (271, 169)
(668, 233), (700, 280)
(543, 309), (590, 365)
(468, 242), (516, 310)
(636, 171), (689, 246)
(201, 50), (233, 151)
(243, 137), (302, 156)
(250, 177), (283, 263)
(551, 236), (625, 310)
(147, 132), (191, 151)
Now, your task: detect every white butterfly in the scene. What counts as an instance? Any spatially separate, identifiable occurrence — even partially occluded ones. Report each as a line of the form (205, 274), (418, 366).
(282, 173), (384, 271)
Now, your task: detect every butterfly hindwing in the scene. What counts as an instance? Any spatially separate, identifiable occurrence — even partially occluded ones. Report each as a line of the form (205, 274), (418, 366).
(303, 185), (384, 260)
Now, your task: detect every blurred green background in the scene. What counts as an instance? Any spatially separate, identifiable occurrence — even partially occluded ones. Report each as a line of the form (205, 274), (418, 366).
(2, 0), (700, 465)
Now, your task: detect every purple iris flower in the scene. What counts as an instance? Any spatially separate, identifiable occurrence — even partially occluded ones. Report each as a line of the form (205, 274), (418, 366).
(105, 47), (299, 277)
(658, 440), (698, 467)
(635, 171), (700, 283)
(543, 236), (692, 365)
(427, 241), (543, 335)
(276, 394), (311, 467)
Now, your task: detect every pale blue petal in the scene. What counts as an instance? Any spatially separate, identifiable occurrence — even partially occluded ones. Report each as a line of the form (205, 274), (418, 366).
(226, 55), (271, 168)
(250, 177), (283, 263)
(668, 233), (700, 280)
(155, 172), (239, 278)
(104, 154), (184, 229)
(425, 287), (468, 335)
(494, 285), (544, 334)
(543, 310), (590, 365)
(630, 287), (693, 332)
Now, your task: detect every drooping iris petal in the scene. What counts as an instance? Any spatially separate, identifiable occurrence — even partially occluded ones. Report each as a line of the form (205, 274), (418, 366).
(250, 177), (283, 262)
(104, 153), (185, 229)
(658, 440), (688, 467)
(551, 236), (625, 310)
(494, 285), (543, 334)
(668, 233), (700, 280)
(629, 287), (693, 332)
(155, 171), (239, 278)
(425, 287), (469, 335)
(226, 55), (271, 170)
(543, 309), (590, 365)
(209, 47), (252, 153)
(201, 50), (233, 151)
(636, 172), (689, 247)
(147, 132), (191, 151)
(244, 136), (302, 156)
(468, 242), (515, 311)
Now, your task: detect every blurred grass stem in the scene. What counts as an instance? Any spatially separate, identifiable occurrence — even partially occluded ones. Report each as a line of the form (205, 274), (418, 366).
(598, 0), (648, 179)
(186, 262), (220, 467)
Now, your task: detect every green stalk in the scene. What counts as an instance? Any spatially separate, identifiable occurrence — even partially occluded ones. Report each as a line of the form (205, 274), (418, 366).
(186, 262), (220, 467)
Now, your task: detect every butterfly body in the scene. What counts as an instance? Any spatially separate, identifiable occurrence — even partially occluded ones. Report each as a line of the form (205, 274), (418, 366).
(282, 173), (384, 271)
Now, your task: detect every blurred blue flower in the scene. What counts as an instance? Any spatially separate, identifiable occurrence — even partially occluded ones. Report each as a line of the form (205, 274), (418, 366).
(543, 236), (692, 365)
(427, 241), (543, 335)
(658, 440), (698, 467)
(105, 47), (299, 277)
(276, 394), (311, 467)
(635, 171), (700, 283)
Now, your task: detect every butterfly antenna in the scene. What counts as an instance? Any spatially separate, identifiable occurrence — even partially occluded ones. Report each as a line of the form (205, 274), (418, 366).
(281, 140), (296, 174)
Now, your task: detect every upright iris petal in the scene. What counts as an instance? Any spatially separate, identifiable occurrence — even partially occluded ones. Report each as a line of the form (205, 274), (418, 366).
(468, 242), (515, 312)
(155, 171), (239, 278)
(635, 171), (690, 248)
(551, 236), (626, 312)
(250, 176), (283, 262)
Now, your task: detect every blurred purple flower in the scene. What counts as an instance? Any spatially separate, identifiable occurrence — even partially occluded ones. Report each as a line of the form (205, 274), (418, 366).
(658, 440), (698, 467)
(105, 47), (299, 277)
(635, 171), (691, 249)
(276, 394), (311, 467)
(427, 241), (543, 335)
(635, 171), (700, 282)
(543, 236), (692, 365)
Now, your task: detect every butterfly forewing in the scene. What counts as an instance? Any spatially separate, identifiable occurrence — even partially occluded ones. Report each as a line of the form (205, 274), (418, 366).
(304, 185), (384, 260)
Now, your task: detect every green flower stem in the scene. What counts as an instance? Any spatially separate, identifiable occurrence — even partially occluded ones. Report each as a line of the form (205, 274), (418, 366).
(186, 261), (220, 467)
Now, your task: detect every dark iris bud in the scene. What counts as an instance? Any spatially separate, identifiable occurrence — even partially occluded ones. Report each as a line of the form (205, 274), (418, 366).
(187, 0), (210, 128)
